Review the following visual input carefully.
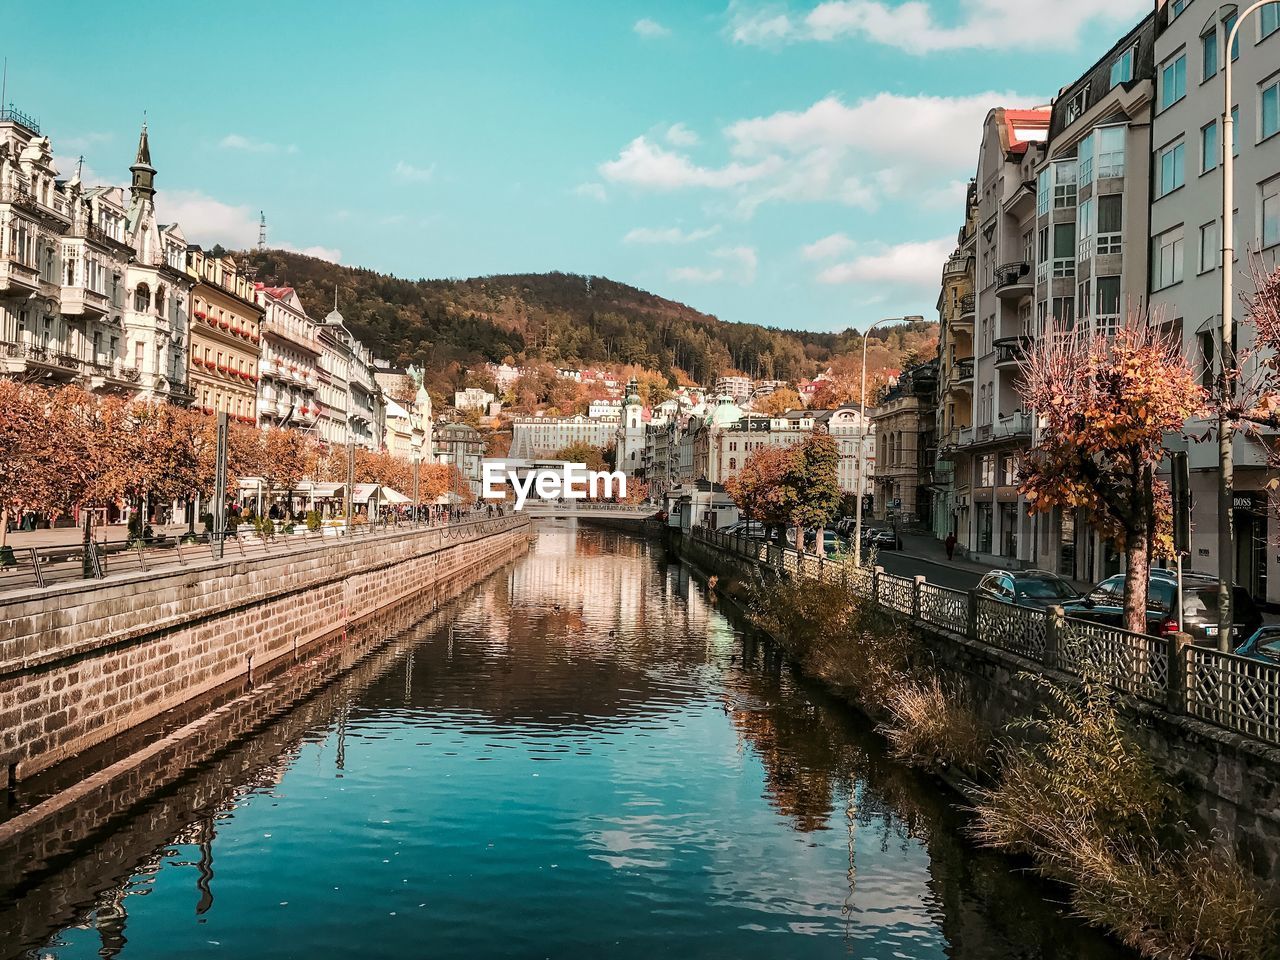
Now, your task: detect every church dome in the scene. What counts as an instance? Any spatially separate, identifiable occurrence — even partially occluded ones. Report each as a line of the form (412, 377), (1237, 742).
(709, 394), (743, 427)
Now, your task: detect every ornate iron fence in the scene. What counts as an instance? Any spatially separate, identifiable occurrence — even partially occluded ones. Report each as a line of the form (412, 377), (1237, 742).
(975, 595), (1047, 660)
(1057, 617), (1169, 706)
(1186, 647), (1280, 744)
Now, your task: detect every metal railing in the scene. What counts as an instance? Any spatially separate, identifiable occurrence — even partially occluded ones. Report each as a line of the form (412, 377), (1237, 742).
(691, 526), (1280, 749)
(0, 513), (527, 598)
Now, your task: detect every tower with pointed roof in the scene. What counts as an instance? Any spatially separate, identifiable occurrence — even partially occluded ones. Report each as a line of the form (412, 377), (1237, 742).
(130, 123), (155, 202)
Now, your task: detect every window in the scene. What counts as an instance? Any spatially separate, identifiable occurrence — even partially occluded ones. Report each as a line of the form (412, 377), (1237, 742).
(979, 454), (995, 487)
(1160, 54), (1187, 110)
(1199, 330), (1216, 390)
(1262, 77), (1280, 140)
(1036, 168), (1051, 216)
(1053, 223), (1076, 277)
(1078, 278), (1093, 321)
(1264, 178), (1280, 248)
(134, 342), (144, 370)
(1200, 220), (1221, 271)
(1095, 276), (1121, 335)
(1065, 86), (1089, 125)
(1110, 47), (1135, 88)
(1201, 121), (1219, 172)
(1096, 126), (1126, 178)
(1097, 195), (1123, 254)
(1054, 163), (1077, 207)
(1203, 27), (1219, 80)
(1077, 197), (1094, 259)
(1077, 132), (1094, 186)
(1263, 3), (1280, 40)
(1225, 12), (1240, 60)
(1233, 105), (1240, 154)
(1157, 140), (1186, 198)
(1171, 0), (1191, 16)
(1152, 227), (1185, 290)
(1051, 296), (1075, 329)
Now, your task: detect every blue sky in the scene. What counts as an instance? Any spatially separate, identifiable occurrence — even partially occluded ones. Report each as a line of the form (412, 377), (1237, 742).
(6, 0), (1149, 333)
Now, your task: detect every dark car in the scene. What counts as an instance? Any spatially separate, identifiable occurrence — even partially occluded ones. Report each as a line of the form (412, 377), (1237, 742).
(1235, 626), (1280, 665)
(868, 530), (901, 550)
(1062, 570), (1262, 645)
(975, 569), (1080, 609)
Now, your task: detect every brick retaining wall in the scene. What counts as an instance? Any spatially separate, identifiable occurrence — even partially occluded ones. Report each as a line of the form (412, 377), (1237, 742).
(0, 517), (531, 785)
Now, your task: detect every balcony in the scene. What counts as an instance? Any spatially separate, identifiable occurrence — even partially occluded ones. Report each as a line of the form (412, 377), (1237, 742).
(0, 105), (40, 134)
(993, 336), (1030, 369)
(0, 182), (71, 229)
(993, 411), (1032, 440)
(994, 261), (1033, 301)
(61, 285), (111, 318)
(2, 342), (82, 382)
(953, 357), (974, 384)
(957, 293), (975, 322)
(0, 256), (40, 297)
(943, 253), (972, 279)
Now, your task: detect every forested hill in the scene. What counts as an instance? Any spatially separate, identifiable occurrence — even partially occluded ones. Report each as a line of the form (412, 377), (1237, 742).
(240, 249), (845, 385)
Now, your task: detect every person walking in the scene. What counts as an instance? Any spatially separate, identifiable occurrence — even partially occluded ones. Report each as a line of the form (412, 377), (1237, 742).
(944, 531), (957, 561)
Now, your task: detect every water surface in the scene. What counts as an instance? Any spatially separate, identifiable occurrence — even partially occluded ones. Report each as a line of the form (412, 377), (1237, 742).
(4, 523), (1130, 959)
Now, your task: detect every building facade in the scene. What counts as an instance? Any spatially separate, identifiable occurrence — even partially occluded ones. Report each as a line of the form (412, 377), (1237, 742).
(435, 420), (484, 495)
(253, 284), (321, 429)
(827, 406), (877, 498)
(1149, 0), (1280, 605)
(870, 362), (938, 526)
(509, 412), (620, 459)
(186, 250), (263, 424)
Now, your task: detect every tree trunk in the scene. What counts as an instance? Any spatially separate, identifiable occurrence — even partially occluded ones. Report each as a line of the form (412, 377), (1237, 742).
(1122, 527), (1150, 634)
(0, 507), (8, 550)
(814, 523), (825, 556)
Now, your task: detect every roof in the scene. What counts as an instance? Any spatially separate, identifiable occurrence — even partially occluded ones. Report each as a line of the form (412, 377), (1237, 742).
(1000, 107), (1051, 156)
(256, 284), (295, 299)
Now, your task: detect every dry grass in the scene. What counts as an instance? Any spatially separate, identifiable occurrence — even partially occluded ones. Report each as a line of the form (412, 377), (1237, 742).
(880, 677), (990, 774)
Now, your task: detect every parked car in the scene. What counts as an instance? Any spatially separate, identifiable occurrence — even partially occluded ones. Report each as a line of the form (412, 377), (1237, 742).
(721, 520), (766, 539)
(1234, 626), (1280, 665)
(975, 569), (1080, 609)
(1061, 570), (1262, 645)
(785, 528), (846, 555)
(868, 529), (901, 550)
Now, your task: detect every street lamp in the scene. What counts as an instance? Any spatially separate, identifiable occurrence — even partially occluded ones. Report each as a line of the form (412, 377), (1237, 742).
(854, 317), (894, 564)
(1217, 2), (1269, 650)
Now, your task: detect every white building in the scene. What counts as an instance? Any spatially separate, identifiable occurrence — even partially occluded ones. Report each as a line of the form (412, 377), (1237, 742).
(614, 378), (646, 476)
(454, 386), (495, 411)
(714, 375), (752, 403)
(315, 299), (384, 450)
(254, 284), (320, 428)
(828, 406), (877, 497)
(510, 412), (620, 459)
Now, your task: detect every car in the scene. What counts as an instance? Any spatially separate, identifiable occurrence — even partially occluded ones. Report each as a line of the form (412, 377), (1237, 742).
(721, 520), (766, 539)
(868, 529), (901, 550)
(785, 528), (846, 556)
(1235, 626), (1280, 665)
(975, 569), (1080, 609)
(1061, 570), (1262, 645)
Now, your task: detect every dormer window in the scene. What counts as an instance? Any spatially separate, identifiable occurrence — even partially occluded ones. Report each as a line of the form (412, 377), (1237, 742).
(1065, 85), (1089, 125)
(1109, 45), (1137, 88)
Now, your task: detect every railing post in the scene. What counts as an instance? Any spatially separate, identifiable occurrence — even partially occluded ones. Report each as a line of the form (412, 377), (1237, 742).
(30, 548), (45, 588)
(872, 565), (884, 607)
(1043, 604), (1064, 669)
(966, 589), (979, 641)
(1167, 631), (1192, 714)
(913, 575), (925, 621)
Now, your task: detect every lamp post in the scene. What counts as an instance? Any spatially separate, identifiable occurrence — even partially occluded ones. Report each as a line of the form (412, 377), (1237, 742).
(1217, 2), (1269, 650)
(854, 317), (894, 564)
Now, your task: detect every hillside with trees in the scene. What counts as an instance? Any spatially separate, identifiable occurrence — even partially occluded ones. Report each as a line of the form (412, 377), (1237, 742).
(236, 249), (936, 402)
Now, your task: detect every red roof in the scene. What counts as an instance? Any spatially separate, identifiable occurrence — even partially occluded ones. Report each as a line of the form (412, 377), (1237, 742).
(254, 284), (295, 298)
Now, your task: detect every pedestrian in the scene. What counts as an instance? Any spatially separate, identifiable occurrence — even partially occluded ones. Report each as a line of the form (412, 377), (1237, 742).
(945, 530), (957, 561)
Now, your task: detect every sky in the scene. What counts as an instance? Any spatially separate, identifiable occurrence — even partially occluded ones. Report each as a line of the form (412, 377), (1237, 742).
(5, 0), (1151, 333)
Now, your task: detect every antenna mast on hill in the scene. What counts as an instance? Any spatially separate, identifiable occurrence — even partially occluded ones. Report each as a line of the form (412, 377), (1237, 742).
(257, 211), (267, 251)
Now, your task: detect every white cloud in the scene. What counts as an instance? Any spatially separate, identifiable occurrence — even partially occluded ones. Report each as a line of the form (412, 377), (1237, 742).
(573, 182), (608, 201)
(623, 225), (721, 244)
(801, 233), (856, 260)
(219, 133), (297, 154)
(728, 0), (1149, 53)
(669, 266), (725, 283)
(666, 122), (700, 147)
(599, 136), (778, 190)
(634, 17), (672, 38)
(155, 189), (339, 261)
(54, 155), (101, 186)
(156, 190), (260, 248)
(394, 160), (436, 183)
(714, 245), (758, 283)
(817, 236), (952, 288)
(280, 243), (342, 263)
(58, 131), (113, 151)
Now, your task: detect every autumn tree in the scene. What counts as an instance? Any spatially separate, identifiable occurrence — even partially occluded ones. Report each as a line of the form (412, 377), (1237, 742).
(552, 442), (609, 473)
(755, 388), (800, 417)
(726, 445), (794, 543)
(787, 432), (842, 553)
(1018, 316), (1204, 632)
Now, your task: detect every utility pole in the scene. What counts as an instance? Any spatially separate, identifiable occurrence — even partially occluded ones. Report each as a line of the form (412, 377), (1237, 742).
(213, 412), (228, 559)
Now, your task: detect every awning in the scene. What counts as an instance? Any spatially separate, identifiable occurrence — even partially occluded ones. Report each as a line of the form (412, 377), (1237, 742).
(380, 487), (412, 505)
(352, 483), (381, 504)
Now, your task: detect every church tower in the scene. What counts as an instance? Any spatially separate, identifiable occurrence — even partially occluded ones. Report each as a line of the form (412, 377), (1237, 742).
(130, 123), (156, 202)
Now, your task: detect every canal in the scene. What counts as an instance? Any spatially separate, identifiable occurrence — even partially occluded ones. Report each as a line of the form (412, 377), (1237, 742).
(2, 523), (1132, 960)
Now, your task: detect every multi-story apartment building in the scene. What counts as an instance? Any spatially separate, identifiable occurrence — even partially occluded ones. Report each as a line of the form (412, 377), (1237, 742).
(950, 106), (1051, 564)
(509, 412), (620, 459)
(253, 284), (320, 429)
(1021, 12), (1158, 581)
(933, 184), (979, 541)
(122, 127), (193, 404)
(314, 302), (383, 450)
(642, 416), (677, 497)
(454, 386), (495, 412)
(870, 362), (937, 526)
(435, 420), (484, 494)
(186, 249), (263, 424)
(0, 115), (192, 401)
(1146, 0), (1280, 605)
(374, 362), (433, 459)
(828, 406), (876, 498)
(713, 375), (752, 404)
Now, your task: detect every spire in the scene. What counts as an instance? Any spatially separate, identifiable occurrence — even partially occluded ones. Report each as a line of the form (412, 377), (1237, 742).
(130, 119), (156, 202)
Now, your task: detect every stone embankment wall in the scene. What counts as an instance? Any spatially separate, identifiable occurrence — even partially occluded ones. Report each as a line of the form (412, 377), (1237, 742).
(0, 518), (531, 785)
(677, 532), (1280, 878)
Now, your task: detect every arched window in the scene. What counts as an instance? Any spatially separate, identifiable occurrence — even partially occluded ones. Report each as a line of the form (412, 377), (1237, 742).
(155, 284), (167, 318)
(134, 282), (151, 313)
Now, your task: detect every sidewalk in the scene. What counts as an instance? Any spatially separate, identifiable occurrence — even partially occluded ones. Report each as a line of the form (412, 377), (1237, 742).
(882, 529), (1092, 594)
(3, 524), (193, 549)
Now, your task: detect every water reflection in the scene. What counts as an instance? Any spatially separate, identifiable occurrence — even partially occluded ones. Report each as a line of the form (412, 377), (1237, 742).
(2, 522), (1133, 960)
